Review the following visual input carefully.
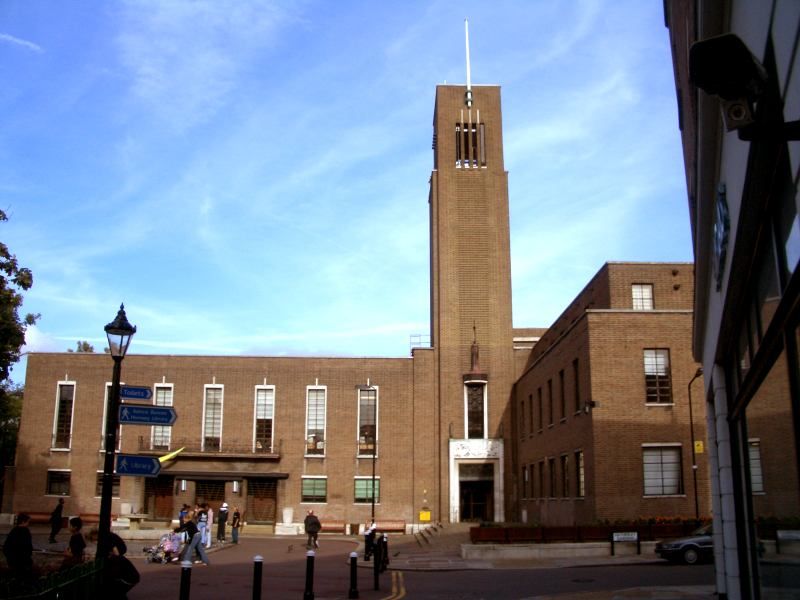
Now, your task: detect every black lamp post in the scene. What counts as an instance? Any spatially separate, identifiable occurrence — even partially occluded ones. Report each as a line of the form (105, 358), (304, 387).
(98, 304), (136, 558)
(370, 431), (378, 523)
(687, 366), (704, 522)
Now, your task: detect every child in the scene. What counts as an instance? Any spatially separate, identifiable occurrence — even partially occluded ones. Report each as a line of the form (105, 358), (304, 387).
(61, 517), (86, 570)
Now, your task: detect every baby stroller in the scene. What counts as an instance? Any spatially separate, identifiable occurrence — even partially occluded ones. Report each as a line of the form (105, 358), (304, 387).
(143, 532), (183, 564)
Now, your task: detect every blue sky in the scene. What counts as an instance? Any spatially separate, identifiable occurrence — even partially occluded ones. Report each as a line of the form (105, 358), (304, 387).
(2, 0), (691, 383)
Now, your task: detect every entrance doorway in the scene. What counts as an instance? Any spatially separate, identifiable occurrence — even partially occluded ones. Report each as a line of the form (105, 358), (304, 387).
(246, 478), (278, 523)
(458, 463), (494, 522)
(144, 475), (174, 519)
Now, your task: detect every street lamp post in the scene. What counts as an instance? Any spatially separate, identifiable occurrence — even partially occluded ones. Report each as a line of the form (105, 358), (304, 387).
(98, 304), (136, 559)
(371, 432), (377, 523)
(687, 366), (704, 522)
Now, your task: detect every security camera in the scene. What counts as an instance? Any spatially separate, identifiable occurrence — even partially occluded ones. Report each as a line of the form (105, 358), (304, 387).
(689, 33), (767, 131)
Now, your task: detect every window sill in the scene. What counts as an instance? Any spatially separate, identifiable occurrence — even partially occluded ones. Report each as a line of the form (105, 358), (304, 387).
(50, 448), (71, 452)
(644, 403), (675, 407)
(304, 455), (326, 459)
(642, 494), (686, 498)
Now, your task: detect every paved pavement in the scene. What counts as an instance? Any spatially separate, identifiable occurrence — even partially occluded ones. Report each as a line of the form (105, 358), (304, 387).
(1, 523), (717, 599)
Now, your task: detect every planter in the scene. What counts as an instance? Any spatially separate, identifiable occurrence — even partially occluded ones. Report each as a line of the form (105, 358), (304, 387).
(470, 526), (507, 544)
(506, 527), (542, 543)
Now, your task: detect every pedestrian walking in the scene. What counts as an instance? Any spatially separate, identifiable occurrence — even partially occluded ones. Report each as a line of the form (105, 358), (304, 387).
(230, 507), (241, 544)
(205, 505), (214, 548)
(3, 513), (34, 579)
(175, 511), (209, 566)
(196, 503), (208, 547)
(48, 497), (65, 543)
(304, 509), (321, 549)
(216, 502), (228, 542)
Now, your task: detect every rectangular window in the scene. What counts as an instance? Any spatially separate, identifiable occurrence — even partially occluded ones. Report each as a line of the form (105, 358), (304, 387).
(537, 388), (543, 431)
(358, 387), (377, 455)
(538, 460), (545, 499)
(254, 386), (275, 453)
(46, 470), (70, 496)
(519, 396), (526, 439)
(748, 440), (764, 494)
(355, 477), (380, 504)
(643, 446), (683, 496)
(53, 383), (75, 449)
(575, 450), (585, 498)
(528, 393), (534, 435)
(95, 472), (121, 498)
(306, 387), (326, 456)
(522, 466), (529, 499)
(547, 379), (554, 426)
(548, 457), (557, 497)
(559, 370), (566, 421)
(455, 122), (486, 168)
(632, 284), (654, 310)
(560, 454), (569, 497)
(644, 349), (673, 404)
(466, 383), (485, 439)
(301, 477), (327, 503)
(152, 385), (173, 450)
(573, 359), (581, 412)
(203, 386), (223, 451)
(103, 383), (122, 451)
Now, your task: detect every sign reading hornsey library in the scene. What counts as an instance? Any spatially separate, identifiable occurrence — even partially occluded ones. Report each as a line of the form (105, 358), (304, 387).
(115, 454), (161, 477)
(118, 403), (177, 426)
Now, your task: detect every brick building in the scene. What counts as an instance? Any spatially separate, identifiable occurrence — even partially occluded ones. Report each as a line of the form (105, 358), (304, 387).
(514, 262), (707, 526)
(665, 1), (800, 597)
(9, 72), (703, 533)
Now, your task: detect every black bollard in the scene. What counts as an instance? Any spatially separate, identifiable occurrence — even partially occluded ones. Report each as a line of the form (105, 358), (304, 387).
(179, 560), (192, 600)
(372, 535), (382, 590)
(252, 555), (263, 600)
(303, 550), (315, 600)
(348, 551), (359, 599)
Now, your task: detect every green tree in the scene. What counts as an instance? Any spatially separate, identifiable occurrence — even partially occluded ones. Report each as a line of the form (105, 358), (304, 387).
(0, 209), (39, 382)
(0, 383), (22, 501)
(67, 340), (95, 353)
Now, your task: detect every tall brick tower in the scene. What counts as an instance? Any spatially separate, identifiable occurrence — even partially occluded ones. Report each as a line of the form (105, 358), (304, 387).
(429, 65), (515, 522)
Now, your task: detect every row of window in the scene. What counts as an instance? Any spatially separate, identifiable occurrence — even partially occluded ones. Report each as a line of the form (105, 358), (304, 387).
(521, 450), (585, 499)
(519, 348), (673, 440)
(522, 446), (686, 500)
(52, 382), (380, 457)
(46, 470), (121, 498)
(301, 476), (380, 504)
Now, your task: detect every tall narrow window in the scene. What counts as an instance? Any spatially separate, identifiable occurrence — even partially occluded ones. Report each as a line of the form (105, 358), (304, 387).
(306, 387), (326, 456)
(455, 124), (462, 166)
(519, 396), (526, 439)
(528, 393), (534, 435)
(53, 382), (75, 449)
(643, 445), (683, 495)
(103, 383), (121, 451)
(547, 379), (554, 426)
(479, 123), (486, 165)
(203, 386), (223, 451)
(94, 472), (120, 498)
(358, 387), (377, 455)
(573, 359), (581, 412)
(575, 450), (585, 498)
(355, 477), (380, 504)
(522, 466), (529, 499)
(537, 387), (543, 432)
(632, 284), (654, 310)
(548, 457), (557, 497)
(466, 383), (486, 439)
(644, 349), (673, 404)
(748, 440), (764, 493)
(559, 369), (566, 421)
(152, 384), (173, 450)
(254, 386), (275, 453)
(538, 460), (545, 498)
(560, 454), (569, 497)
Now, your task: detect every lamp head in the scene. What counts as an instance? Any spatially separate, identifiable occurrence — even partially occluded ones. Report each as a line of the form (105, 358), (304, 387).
(104, 304), (136, 358)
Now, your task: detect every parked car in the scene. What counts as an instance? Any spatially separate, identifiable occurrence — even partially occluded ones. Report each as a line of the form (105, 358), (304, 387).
(655, 524), (713, 565)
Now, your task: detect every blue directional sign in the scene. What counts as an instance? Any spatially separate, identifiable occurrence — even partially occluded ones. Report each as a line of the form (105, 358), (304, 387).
(115, 454), (161, 477)
(120, 385), (153, 401)
(118, 404), (177, 426)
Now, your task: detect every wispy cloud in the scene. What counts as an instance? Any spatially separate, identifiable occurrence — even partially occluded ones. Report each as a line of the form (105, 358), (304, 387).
(0, 33), (43, 53)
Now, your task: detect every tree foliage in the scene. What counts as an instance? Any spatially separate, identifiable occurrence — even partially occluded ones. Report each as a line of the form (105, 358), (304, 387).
(0, 209), (39, 383)
(67, 340), (95, 353)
